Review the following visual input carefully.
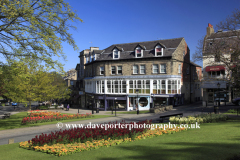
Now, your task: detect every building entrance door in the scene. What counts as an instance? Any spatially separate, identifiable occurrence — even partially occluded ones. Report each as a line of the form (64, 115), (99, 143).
(208, 92), (214, 103)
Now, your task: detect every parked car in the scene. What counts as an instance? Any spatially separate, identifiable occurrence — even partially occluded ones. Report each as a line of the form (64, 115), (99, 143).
(232, 97), (240, 106)
(5, 102), (10, 106)
(0, 104), (3, 110)
(12, 102), (17, 106)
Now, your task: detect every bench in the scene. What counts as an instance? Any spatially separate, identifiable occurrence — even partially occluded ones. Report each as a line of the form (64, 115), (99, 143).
(159, 113), (183, 123)
(3, 112), (11, 119)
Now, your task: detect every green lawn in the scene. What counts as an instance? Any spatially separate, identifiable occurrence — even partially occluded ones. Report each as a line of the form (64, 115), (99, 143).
(0, 112), (113, 131)
(106, 110), (150, 114)
(1, 119), (240, 160)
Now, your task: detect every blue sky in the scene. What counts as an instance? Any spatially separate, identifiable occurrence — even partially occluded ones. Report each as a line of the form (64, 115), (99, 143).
(56, 0), (240, 71)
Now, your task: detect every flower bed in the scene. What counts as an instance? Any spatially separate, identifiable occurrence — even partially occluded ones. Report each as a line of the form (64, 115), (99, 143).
(169, 113), (228, 124)
(29, 111), (61, 117)
(27, 110), (50, 114)
(21, 113), (93, 125)
(19, 121), (187, 156)
(29, 120), (151, 146)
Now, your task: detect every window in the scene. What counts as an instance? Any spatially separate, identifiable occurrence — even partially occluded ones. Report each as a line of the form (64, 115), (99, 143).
(140, 65), (145, 74)
(102, 81), (104, 93)
(133, 65), (138, 74)
(209, 42), (212, 46)
(155, 45), (162, 56)
(117, 66), (122, 74)
(160, 64), (166, 73)
(183, 51), (185, 57)
(187, 66), (189, 74)
(107, 81), (111, 93)
(161, 80), (166, 94)
(153, 80), (157, 94)
(153, 64), (158, 73)
(135, 47), (142, 58)
(86, 57), (89, 63)
(129, 80), (149, 94)
(100, 67), (104, 75)
(178, 64), (181, 73)
(113, 49), (119, 59)
(70, 81), (74, 85)
(111, 66), (116, 74)
(178, 80), (180, 93)
(92, 54), (95, 61)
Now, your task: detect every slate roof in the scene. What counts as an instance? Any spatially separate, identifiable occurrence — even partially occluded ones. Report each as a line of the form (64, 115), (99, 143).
(207, 30), (240, 39)
(90, 38), (184, 62)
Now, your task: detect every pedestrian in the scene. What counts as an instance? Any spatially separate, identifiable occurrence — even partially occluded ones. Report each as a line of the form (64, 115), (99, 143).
(67, 104), (70, 111)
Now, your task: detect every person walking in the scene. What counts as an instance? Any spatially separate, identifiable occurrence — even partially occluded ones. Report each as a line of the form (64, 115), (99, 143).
(67, 104), (70, 111)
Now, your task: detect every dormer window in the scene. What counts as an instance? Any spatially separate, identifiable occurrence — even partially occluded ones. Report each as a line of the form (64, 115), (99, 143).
(113, 49), (120, 59)
(92, 54), (95, 61)
(135, 47), (143, 58)
(86, 57), (89, 63)
(155, 45), (163, 56)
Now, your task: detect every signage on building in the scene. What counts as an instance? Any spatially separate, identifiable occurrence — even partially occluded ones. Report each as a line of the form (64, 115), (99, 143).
(139, 97), (148, 107)
(79, 91), (84, 95)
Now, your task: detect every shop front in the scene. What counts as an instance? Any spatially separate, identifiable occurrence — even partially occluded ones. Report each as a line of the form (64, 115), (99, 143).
(128, 95), (150, 111)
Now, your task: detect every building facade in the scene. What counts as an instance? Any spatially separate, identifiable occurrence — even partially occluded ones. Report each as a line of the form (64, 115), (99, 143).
(202, 23), (233, 104)
(81, 38), (196, 111)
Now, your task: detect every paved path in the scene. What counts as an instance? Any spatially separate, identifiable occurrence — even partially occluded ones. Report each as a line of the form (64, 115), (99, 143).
(0, 101), (239, 145)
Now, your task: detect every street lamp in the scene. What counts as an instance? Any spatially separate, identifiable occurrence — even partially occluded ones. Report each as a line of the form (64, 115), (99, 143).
(217, 82), (220, 107)
(91, 94), (94, 114)
(136, 89), (139, 115)
(115, 98), (117, 117)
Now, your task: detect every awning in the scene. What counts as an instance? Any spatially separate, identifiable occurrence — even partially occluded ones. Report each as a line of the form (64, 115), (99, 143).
(205, 66), (225, 72)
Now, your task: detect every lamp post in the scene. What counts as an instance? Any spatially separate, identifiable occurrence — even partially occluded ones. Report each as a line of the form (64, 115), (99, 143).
(91, 94), (94, 114)
(115, 98), (117, 117)
(136, 89), (139, 115)
(217, 82), (220, 107)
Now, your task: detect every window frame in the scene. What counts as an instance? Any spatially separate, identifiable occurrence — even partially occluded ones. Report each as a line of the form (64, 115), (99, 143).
(140, 65), (145, 74)
(113, 49), (120, 59)
(152, 64), (159, 73)
(133, 65), (138, 74)
(111, 66), (116, 75)
(100, 67), (104, 75)
(135, 47), (143, 58)
(117, 66), (122, 74)
(160, 64), (166, 73)
(155, 45), (163, 57)
(178, 64), (181, 74)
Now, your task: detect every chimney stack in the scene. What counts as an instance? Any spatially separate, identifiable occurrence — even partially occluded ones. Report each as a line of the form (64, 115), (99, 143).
(90, 47), (99, 51)
(207, 23), (214, 36)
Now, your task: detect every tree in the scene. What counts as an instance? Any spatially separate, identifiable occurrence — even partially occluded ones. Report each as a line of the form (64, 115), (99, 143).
(0, 0), (82, 70)
(2, 58), (71, 109)
(193, 8), (240, 97)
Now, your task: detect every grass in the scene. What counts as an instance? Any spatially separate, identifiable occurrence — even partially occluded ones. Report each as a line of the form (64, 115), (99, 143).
(0, 112), (113, 131)
(0, 119), (240, 160)
(106, 110), (150, 114)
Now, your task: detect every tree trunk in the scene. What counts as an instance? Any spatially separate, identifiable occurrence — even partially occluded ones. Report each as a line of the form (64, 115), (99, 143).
(29, 101), (31, 110)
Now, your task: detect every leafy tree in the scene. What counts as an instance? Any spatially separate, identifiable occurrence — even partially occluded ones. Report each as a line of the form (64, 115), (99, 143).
(2, 58), (71, 109)
(0, 0), (82, 69)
